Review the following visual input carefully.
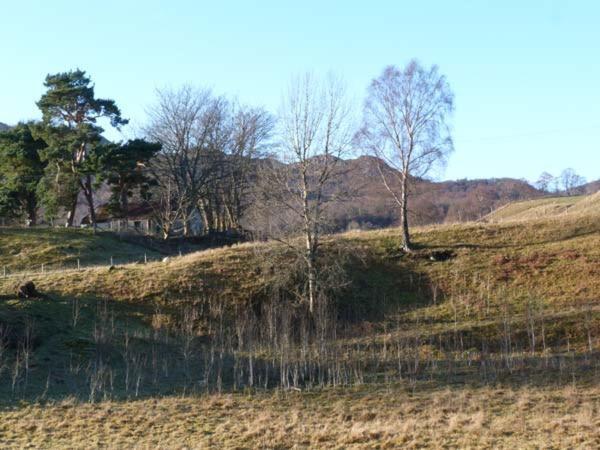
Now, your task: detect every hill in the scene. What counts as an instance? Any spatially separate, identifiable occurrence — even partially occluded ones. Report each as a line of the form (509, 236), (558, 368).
(483, 191), (600, 223)
(583, 179), (600, 194)
(0, 202), (598, 447)
(0, 227), (163, 272)
(320, 156), (543, 229)
(0, 122), (10, 132)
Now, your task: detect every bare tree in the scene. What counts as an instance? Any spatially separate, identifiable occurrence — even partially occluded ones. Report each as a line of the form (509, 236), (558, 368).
(357, 60), (454, 251)
(145, 87), (273, 238)
(257, 74), (354, 313)
(145, 86), (223, 237)
(200, 104), (273, 233)
(559, 168), (586, 196)
(149, 179), (187, 239)
(535, 171), (556, 193)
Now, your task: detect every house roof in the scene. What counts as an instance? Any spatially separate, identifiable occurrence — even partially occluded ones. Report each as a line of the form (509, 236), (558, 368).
(81, 202), (155, 223)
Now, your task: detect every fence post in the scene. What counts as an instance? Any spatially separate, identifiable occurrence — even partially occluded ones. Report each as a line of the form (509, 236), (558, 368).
(41, 264), (44, 274)
(3, 266), (5, 278)
(77, 259), (80, 271)
(144, 253), (147, 264)
(110, 256), (114, 266)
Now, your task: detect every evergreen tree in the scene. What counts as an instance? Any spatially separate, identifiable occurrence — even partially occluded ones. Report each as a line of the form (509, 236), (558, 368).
(100, 139), (161, 218)
(0, 123), (47, 225)
(35, 69), (128, 230)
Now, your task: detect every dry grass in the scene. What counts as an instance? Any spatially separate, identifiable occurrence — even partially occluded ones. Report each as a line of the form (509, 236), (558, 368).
(2, 207), (599, 311)
(482, 192), (600, 223)
(0, 383), (598, 449)
(0, 203), (599, 448)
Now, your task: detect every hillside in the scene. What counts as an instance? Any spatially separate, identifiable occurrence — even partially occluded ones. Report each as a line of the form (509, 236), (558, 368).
(322, 156), (544, 229)
(0, 122), (9, 132)
(583, 179), (600, 194)
(0, 227), (163, 272)
(483, 191), (600, 223)
(0, 203), (598, 447)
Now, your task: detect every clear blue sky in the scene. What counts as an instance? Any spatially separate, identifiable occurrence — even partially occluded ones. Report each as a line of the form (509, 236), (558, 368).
(1, 0), (598, 183)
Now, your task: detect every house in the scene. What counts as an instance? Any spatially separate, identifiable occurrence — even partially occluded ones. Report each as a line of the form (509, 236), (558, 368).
(80, 203), (158, 234)
(80, 202), (204, 237)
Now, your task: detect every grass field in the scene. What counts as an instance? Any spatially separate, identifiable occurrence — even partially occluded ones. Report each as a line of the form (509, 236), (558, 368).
(0, 194), (598, 448)
(1, 383), (598, 449)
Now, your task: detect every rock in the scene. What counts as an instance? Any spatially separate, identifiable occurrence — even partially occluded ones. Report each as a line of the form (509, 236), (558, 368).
(162, 257), (170, 263)
(428, 250), (455, 262)
(17, 281), (40, 299)
(108, 265), (116, 272)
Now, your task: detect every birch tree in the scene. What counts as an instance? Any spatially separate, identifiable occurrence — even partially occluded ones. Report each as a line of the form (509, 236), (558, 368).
(260, 74), (353, 313)
(358, 60), (454, 251)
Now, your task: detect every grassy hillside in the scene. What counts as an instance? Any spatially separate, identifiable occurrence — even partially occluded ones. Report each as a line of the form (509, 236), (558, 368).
(0, 204), (598, 447)
(0, 227), (163, 272)
(4, 208), (598, 314)
(483, 191), (600, 223)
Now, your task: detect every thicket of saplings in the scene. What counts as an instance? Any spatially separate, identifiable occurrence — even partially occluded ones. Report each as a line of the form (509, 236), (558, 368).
(1, 261), (597, 403)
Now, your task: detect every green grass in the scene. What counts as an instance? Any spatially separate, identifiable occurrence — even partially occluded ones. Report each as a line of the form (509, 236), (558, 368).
(0, 227), (163, 272)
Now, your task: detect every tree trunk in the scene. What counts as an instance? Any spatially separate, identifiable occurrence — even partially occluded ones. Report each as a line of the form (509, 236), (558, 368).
(222, 194), (236, 230)
(182, 211), (191, 237)
(400, 171), (411, 251)
(82, 175), (97, 233)
(306, 244), (317, 315)
(162, 224), (170, 240)
(66, 197), (77, 228)
(302, 168), (318, 315)
(198, 200), (210, 235)
(119, 182), (129, 220)
(26, 192), (37, 226)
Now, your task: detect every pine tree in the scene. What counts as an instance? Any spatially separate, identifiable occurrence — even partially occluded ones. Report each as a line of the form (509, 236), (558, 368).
(100, 139), (161, 219)
(35, 69), (128, 230)
(0, 123), (46, 225)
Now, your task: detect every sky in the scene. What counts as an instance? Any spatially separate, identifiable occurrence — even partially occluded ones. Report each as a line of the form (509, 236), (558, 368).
(0, 0), (598, 183)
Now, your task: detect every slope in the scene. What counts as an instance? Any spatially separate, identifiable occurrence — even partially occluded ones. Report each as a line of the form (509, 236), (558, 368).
(0, 206), (597, 405)
(483, 191), (600, 223)
(0, 227), (163, 272)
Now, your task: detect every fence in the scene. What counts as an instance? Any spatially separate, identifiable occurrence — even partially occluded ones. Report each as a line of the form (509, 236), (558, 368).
(0, 251), (180, 281)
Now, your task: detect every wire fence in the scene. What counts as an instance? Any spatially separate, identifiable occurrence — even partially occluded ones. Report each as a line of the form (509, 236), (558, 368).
(0, 252), (178, 281)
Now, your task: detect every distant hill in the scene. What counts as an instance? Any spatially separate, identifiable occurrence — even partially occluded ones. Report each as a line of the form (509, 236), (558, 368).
(0, 122), (10, 131)
(318, 156), (544, 230)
